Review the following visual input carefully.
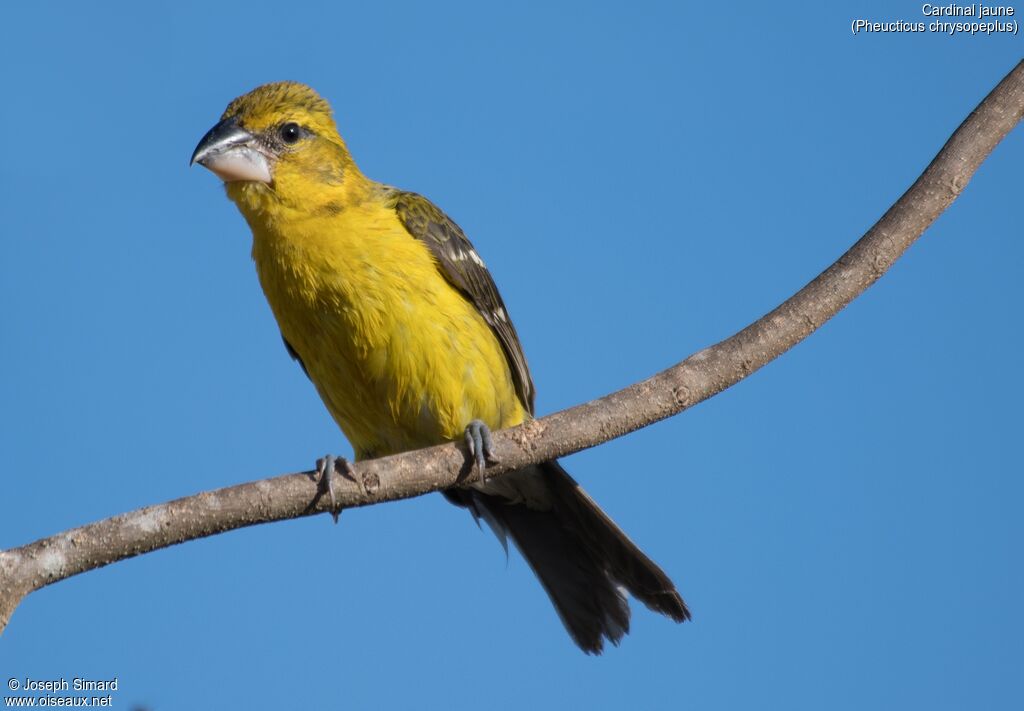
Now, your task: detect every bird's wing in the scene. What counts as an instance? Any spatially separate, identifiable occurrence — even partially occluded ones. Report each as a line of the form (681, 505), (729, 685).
(390, 190), (535, 415)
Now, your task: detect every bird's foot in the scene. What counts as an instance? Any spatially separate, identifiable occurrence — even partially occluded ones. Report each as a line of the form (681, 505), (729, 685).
(464, 419), (498, 484)
(315, 454), (358, 523)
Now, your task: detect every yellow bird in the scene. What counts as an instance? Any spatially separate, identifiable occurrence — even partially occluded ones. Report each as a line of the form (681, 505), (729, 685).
(191, 82), (688, 653)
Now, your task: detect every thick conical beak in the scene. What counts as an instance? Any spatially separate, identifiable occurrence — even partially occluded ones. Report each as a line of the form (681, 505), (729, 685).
(190, 117), (273, 184)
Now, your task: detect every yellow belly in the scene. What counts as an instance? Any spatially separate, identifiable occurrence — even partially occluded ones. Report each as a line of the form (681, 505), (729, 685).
(248, 199), (526, 459)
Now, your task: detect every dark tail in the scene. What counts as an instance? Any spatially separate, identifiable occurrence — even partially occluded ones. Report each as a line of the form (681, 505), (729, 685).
(444, 460), (689, 653)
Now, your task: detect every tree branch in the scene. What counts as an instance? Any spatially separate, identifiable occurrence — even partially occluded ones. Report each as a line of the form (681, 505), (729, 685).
(2, 61), (1021, 635)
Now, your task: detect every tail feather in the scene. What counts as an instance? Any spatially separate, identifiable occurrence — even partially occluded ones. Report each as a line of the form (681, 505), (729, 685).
(445, 460), (689, 653)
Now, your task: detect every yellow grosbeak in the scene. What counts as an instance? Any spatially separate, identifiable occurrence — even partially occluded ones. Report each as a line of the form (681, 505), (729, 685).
(191, 82), (688, 652)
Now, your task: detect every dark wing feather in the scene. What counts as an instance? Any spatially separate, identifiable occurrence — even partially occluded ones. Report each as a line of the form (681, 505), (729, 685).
(282, 334), (310, 379)
(390, 190), (535, 414)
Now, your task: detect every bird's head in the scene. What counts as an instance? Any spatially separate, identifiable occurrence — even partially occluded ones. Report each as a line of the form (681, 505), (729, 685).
(191, 82), (361, 210)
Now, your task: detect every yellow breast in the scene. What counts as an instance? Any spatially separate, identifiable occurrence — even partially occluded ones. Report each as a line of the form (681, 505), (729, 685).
(243, 193), (526, 459)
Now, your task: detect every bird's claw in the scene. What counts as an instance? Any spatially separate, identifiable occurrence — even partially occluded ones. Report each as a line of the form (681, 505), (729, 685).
(316, 454), (358, 523)
(464, 419), (498, 484)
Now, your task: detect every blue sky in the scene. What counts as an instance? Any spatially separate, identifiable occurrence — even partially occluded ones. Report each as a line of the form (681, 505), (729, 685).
(1, 2), (1021, 709)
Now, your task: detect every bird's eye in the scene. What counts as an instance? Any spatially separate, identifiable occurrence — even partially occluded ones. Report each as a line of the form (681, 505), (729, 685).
(279, 122), (302, 144)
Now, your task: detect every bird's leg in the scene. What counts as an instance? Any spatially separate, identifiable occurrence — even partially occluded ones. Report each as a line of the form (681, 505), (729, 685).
(464, 419), (498, 484)
(315, 454), (359, 523)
